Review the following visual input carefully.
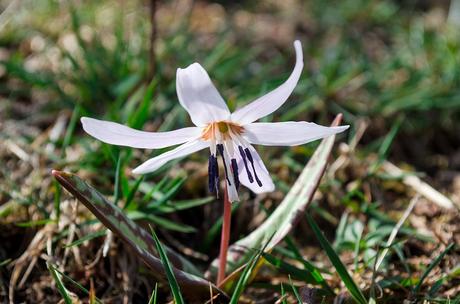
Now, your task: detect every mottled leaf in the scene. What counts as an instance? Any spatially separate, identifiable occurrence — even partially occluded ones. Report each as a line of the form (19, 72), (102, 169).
(52, 170), (227, 302)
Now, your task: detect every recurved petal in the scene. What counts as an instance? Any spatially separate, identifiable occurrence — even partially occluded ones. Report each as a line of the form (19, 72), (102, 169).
(132, 140), (209, 174)
(81, 117), (201, 149)
(176, 63), (231, 126)
(243, 121), (349, 146)
(237, 145), (275, 194)
(230, 40), (304, 125)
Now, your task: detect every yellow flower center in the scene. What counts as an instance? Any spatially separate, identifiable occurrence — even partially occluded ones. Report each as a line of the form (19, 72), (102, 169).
(201, 121), (244, 141)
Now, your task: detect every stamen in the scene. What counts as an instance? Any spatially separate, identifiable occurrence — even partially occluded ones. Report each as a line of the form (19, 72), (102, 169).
(208, 154), (219, 193)
(238, 146), (254, 183)
(217, 144), (231, 185)
(244, 148), (263, 187)
(214, 155), (219, 194)
(231, 159), (240, 189)
(208, 155), (215, 192)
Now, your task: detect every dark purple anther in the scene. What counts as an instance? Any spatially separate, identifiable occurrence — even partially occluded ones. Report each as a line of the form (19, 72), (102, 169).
(244, 147), (263, 187)
(231, 158), (240, 189)
(238, 146), (254, 183)
(208, 154), (219, 193)
(217, 144), (231, 185)
(208, 155), (215, 192)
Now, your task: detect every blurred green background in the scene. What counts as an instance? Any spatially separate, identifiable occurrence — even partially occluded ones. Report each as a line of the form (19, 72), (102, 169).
(1, 0), (459, 302)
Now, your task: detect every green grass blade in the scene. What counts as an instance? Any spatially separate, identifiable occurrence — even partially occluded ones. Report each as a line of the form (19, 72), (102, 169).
(53, 267), (103, 304)
(228, 249), (263, 303)
(113, 152), (123, 206)
(413, 242), (455, 294)
(150, 227), (185, 304)
(61, 104), (81, 152)
(156, 197), (214, 213)
(123, 175), (144, 210)
(306, 213), (367, 304)
(289, 275), (302, 303)
(285, 237), (334, 295)
(228, 234), (275, 302)
(47, 263), (73, 304)
(64, 229), (107, 248)
(262, 252), (318, 284)
(148, 283), (158, 304)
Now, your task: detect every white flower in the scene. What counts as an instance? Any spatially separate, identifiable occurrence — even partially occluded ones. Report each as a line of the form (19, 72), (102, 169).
(81, 41), (349, 202)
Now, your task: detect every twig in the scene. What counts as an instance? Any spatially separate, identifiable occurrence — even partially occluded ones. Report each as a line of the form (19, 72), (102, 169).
(382, 161), (455, 209)
(374, 195), (420, 272)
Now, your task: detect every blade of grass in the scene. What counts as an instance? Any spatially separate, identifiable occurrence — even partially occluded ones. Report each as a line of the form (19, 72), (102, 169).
(113, 152), (123, 206)
(280, 283), (288, 304)
(413, 242), (455, 295)
(124, 175), (144, 210)
(228, 234), (274, 303)
(285, 237), (334, 295)
(374, 196), (419, 272)
(289, 275), (302, 303)
(47, 262), (72, 304)
(64, 229), (107, 248)
(262, 252), (318, 284)
(61, 104), (81, 152)
(306, 213), (367, 304)
(156, 197), (214, 213)
(228, 249), (264, 304)
(148, 283), (158, 304)
(150, 226), (185, 304)
(53, 267), (103, 304)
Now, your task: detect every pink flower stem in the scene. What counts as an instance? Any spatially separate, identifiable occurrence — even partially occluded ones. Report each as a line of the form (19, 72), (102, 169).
(217, 184), (231, 285)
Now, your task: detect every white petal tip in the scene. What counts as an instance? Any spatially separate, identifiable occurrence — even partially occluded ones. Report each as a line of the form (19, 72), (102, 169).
(293, 40), (303, 64)
(335, 125), (350, 132)
(131, 167), (146, 175)
(80, 116), (89, 124)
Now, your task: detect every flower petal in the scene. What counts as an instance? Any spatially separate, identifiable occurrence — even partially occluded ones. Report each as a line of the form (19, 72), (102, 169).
(243, 121), (349, 146)
(132, 140), (209, 174)
(231, 40), (304, 125)
(81, 117), (201, 149)
(176, 63), (231, 126)
(237, 145), (275, 194)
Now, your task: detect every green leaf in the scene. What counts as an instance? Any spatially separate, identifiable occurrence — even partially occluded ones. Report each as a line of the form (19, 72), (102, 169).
(289, 275), (302, 304)
(64, 229), (107, 248)
(150, 227), (185, 304)
(413, 242), (455, 294)
(47, 263), (73, 304)
(229, 237), (273, 303)
(156, 197), (214, 213)
(148, 283), (158, 304)
(285, 237), (334, 295)
(306, 214), (367, 304)
(128, 211), (196, 233)
(209, 114), (343, 277)
(123, 175), (144, 210)
(262, 252), (318, 284)
(16, 219), (54, 227)
(52, 267), (103, 304)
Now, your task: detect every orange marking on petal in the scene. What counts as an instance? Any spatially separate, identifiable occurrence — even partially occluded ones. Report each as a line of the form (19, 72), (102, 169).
(201, 121), (244, 141)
